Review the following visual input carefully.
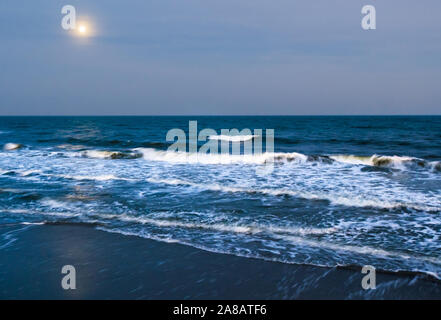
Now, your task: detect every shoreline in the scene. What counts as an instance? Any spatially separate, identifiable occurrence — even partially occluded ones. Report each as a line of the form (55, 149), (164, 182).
(1, 224), (440, 299)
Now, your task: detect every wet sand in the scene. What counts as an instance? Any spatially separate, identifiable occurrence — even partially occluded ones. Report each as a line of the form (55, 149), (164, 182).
(0, 224), (440, 299)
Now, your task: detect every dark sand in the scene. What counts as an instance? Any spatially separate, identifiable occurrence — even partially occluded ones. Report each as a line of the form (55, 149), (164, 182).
(0, 224), (440, 299)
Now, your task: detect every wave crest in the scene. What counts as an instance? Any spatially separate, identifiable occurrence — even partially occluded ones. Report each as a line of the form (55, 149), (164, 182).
(81, 150), (142, 160)
(208, 134), (258, 142)
(135, 148), (307, 165)
(3, 143), (23, 151)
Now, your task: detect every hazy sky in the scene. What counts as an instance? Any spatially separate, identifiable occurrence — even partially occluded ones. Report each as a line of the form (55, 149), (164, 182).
(0, 0), (440, 115)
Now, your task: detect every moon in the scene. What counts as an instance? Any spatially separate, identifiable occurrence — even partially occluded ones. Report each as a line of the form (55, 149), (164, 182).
(73, 21), (93, 37)
(78, 25), (87, 33)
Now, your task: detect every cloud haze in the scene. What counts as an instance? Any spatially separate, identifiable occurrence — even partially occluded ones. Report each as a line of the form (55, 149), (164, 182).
(0, 0), (440, 115)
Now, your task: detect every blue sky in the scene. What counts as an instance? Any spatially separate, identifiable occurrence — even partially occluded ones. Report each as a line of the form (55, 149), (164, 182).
(0, 0), (440, 115)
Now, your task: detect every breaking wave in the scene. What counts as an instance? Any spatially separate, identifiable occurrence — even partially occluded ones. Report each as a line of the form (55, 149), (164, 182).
(208, 134), (258, 142)
(134, 148), (439, 172)
(135, 147), (308, 165)
(81, 150), (142, 160)
(3, 143), (23, 151)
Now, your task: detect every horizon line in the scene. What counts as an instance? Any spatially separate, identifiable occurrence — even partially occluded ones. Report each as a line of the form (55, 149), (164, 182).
(1, 114), (441, 117)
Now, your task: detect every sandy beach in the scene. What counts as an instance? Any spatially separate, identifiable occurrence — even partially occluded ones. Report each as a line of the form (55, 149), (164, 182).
(1, 224), (440, 299)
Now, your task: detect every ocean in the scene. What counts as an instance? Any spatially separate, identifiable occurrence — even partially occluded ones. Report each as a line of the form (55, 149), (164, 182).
(0, 116), (440, 298)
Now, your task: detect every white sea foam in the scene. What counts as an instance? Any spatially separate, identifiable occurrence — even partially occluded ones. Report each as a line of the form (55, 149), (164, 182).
(146, 177), (441, 212)
(81, 150), (142, 159)
(134, 148), (438, 172)
(57, 144), (88, 150)
(5, 209), (30, 214)
(136, 148), (307, 165)
(82, 150), (118, 159)
(57, 174), (133, 181)
(0, 188), (27, 193)
(3, 143), (22, 151)
(20, 170), (42, 176)
(9, 168), (133, 182)
(208, 134), (258, 142)
(21, 222), (45, 225)
(6, 207), (79, 218)
(97, 227), (181, 244)
(101, 213), (337, 236)
(95, 225), (441, 280)
(271, 233), (441, 272)
(330, 154), (418, 168)
(430, 161), (441, 172)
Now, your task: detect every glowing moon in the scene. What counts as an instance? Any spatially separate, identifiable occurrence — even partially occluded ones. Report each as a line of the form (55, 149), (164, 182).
(73, 21), (94, 37)
(78, 25), (86, 33)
